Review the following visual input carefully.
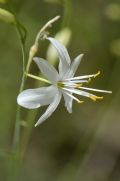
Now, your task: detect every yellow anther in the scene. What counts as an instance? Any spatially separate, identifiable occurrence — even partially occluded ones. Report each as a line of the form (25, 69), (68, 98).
(94, 71), (100, 78)
(87, 78), (91, 83)
(96, 96), (103, 100)
(78, 100), (84, 104)
(90, 95), (103, 101)
(76, 83), (82, 88)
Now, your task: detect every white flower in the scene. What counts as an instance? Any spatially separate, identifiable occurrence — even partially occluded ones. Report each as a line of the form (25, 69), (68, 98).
(17, 37), (112, 127)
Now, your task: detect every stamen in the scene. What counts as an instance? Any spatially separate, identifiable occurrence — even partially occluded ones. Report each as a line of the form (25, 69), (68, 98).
(63, 87), (104, 101)
(64, 91), (84, 103)
(63, 82), (83, 88)
(79, 86), (112, 94)
(65, 71), (101, 81)
(90, 95), (103, 101)
(94, 71), (100, 78)
(76, 84), (82, 88)
(67, 80), (89, 83)
(64, 83), (82, 89)
(65, 84), (78, 88)
(63, 82), (78, 86)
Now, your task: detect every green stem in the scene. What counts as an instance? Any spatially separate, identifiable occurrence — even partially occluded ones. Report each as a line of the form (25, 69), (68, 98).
(62, 0), (72, 28)
(26, 72), (51, 84)
(9, 23), (26, 181)
(12, 25), (26, 151)
(9, 15), (60, 181)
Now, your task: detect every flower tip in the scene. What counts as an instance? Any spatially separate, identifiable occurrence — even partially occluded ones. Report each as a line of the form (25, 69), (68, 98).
(78, 100), (84, 104)
(94, 70), (101, 78)
(33, 57), (38, 62)
(35, 123), (38, 127)
(17, 95), (21, 106)
(108, 91), (112, 94)
(90, 95), (103, 101)
(56, 15), (61, 20)
(80, 53), (84, 57)
(78, 54), (84, 60)
(87, 78), (91, 83)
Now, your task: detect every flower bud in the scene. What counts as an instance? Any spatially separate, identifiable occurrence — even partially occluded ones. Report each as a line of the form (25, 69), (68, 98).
(105, 3), (120, 21)
(0, 8), (16, 24)
(0, 0), (7, 3)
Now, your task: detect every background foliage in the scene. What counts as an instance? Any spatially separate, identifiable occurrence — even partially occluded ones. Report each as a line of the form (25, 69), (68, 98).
(0, 0), (119, 180)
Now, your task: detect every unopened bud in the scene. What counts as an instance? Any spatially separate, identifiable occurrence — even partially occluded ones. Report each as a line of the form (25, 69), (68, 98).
(0, 0), (7, 3)
(0, 8), (16, 24)
(29, 44), (38, 57)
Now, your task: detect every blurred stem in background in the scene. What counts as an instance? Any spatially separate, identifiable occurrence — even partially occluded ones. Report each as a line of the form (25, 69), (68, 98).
(0, 3), (27, 180)
(8, 17), (27, 181)
(62, 0), (72, 28)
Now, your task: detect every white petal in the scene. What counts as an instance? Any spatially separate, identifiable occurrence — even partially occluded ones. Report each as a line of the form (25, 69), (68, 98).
(17, 86), (57, 109)
(63, 87), (99, 99)
(47, 37), (70, 78)
(62, 92), (73, 113)
(79, 86), (112, 93)
(35, 91), (62, 126)
(65, 80), (88, 84)
(34, 57), (59, 84)
(66, 54), (83, 78)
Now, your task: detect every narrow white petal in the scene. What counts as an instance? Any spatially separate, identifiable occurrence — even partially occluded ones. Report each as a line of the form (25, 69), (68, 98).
(34, 57), (59, 84)
(47, 37), (70, 78)
(35, 91), (62, 126)
(80, 87), (112, 93)
(63, 81), (77, 86)
(62, 92), (73, 113)
(47, 37), (71, 64)
(67, 80), (88, 83)
(64, 84), (77, 88)
(66, 54), (83, 78)
(64, 91), (80, 103)
(17, 86), (57, 109)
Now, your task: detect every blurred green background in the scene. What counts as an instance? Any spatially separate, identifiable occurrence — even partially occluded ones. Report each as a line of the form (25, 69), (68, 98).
(0, 0), (120, 180)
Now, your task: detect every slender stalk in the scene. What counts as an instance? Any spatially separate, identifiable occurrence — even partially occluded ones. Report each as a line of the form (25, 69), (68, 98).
(9, 24), (26, 181)
(26, 72), (51, 84)
(62, 0), (72, 28)
(9, 15), (61, 181)
(26, 15), (60, 73)
(12, 24), (26, 151)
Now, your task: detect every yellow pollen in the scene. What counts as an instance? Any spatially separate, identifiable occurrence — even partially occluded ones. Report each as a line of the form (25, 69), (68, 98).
(76, 83), (82, 88)
(87, 78), (91, 83)
(90, 95), (103, 101)
(94, 71), (100, 78)
(78, 100), (84, 104)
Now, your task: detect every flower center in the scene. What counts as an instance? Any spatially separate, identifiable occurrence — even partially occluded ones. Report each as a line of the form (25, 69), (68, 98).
(57, 81), (64, 88)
